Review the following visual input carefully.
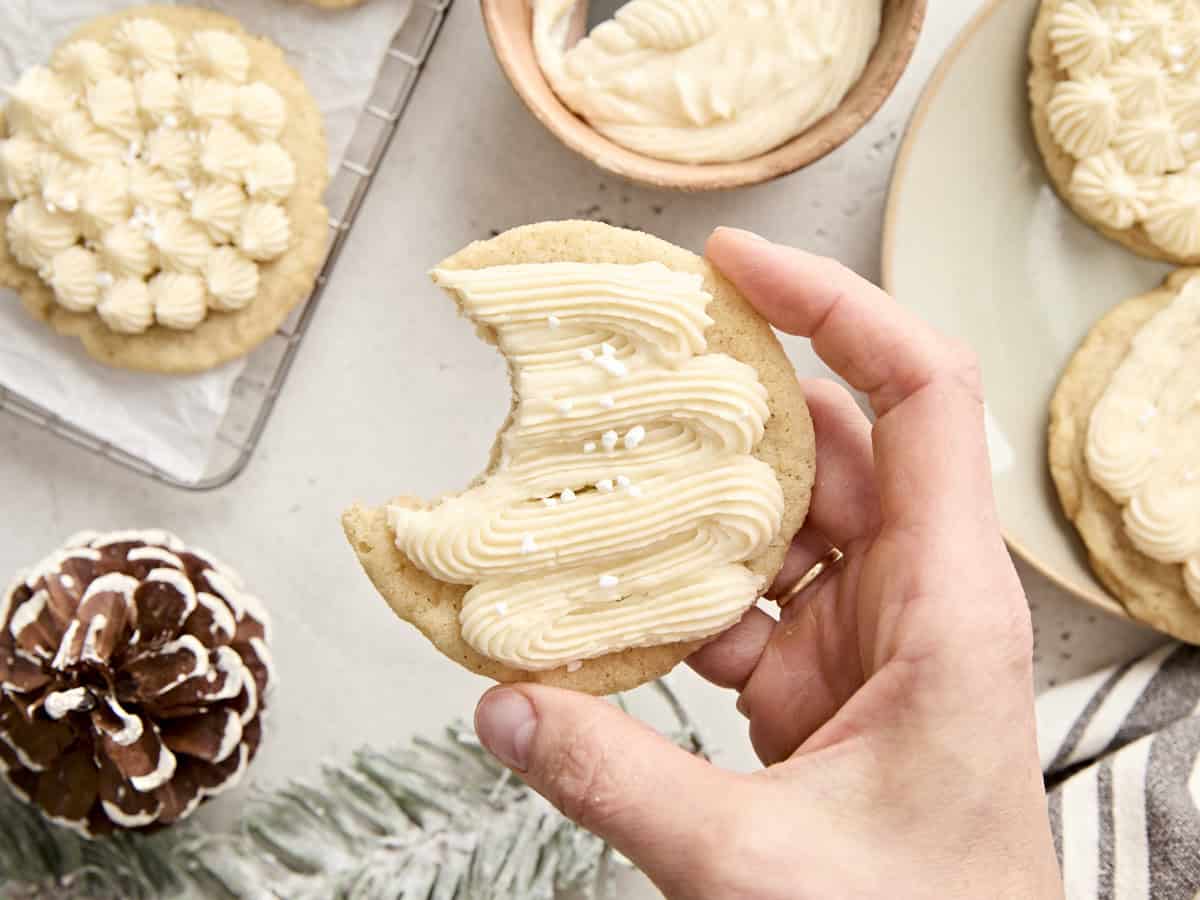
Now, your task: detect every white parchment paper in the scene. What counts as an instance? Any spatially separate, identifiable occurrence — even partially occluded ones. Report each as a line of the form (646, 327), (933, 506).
(0, 0), (412, 483)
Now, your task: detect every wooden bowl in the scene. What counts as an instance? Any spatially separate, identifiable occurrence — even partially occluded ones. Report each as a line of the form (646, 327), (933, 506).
(481, 0), (927, 191)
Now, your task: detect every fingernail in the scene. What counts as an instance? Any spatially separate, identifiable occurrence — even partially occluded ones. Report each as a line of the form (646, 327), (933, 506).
(714, 226), (769, 243)
(475, 688), (537, 771)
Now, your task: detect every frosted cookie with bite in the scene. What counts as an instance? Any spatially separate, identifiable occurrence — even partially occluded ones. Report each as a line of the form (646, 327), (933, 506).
(342, 221), (815, 695)
(1050, 269), (1200, 641)
(1028, 0), (1200, 264)
(0, 7), (328, 373)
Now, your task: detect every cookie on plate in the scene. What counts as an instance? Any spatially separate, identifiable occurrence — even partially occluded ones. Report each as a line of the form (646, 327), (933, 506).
(1029, 0), (1200, 265)
(1049, 268), (1200, 641)
(0, 6), (329, 373)
(343, 220), (815, 695)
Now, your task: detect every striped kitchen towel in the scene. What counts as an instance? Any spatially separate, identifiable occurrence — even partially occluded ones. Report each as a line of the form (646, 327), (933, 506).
(1039, 643), (1200, 899)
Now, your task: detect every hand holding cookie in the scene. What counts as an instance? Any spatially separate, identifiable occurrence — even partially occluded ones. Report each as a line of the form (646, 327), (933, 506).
(473, 229), (1063, 900)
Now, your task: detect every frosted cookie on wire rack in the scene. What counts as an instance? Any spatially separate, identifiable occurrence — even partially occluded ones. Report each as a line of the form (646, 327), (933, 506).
(0, 7), (329, 373)
(1050, 269), (1200, 642)
(1029, 0), (1200, 264)
(343, 221), (815, 695)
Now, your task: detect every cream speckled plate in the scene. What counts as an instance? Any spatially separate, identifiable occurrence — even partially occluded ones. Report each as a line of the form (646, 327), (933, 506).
(882, 0), (1174, 624)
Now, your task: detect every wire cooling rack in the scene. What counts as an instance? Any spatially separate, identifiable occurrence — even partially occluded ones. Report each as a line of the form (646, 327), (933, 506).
(0, 0), (452, 491)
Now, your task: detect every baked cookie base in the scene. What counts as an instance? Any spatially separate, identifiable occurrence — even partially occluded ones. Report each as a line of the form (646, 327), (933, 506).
(0, 5), (330, 374)
(1027, 0), (1200, 267)
(342, 220), (816, 694)
(1048, 268), (1200, 642)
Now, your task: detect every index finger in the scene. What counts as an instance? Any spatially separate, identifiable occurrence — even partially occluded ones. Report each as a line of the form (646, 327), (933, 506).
(705, 227), (995, 533)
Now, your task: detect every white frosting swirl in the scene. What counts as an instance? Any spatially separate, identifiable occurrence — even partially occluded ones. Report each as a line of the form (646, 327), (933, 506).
(6, 199), (79, 271)
(0, 16), (299, 332)
(97, 278), (153, 333)
(1070, 149), (1159, 227)
(245, 142), (295, 201)
(1048, 1), (1200, 256)
(182, 32), (250, 85)
(181, 75), (236, 124)
(190, 181), (245, 242)
(1144, 168), (1200, 256)
(149, 271), (206, 329)
(390, 262), (784, 669)
(111, 19), (177, 74)
(205, 246), (259, 310)
(1086, 274), (1200, 604)
(237, 202), (290, 261)
(1048, 76), (1121, 157)
(1049, 0), (1117, 77)
(135, 70), (182, 125)
(532, 0), (881, 164)
(87, 77), (141, 142)
(199, 120), (252, 182)
(47, 246), (101, 312)
(0, 136), (40, 200)
(52, 41), (121, 90)
(100, 221), (154, 279)
(236, 83), (286, 140)
(78, 161), (131, 239)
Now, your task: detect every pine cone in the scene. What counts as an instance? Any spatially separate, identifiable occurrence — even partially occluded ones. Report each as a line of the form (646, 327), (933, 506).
(0, 530), (273, 836)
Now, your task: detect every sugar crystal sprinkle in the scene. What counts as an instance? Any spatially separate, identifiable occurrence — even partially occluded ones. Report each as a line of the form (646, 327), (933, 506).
(548, 314), (562, 328)
(601, 430), (619, 451)
(623, 426), (646, 449)
(578, 348), (596, 362)
(557, 399), (574, 414)
(520, 534), (538, 554)
(566, 660), (582, 673)
(599, 395), (616, 409)
(615, 475), (631, 488)
(541, 497), (559, 508)
(598, 574), (619, 589)
(496, 601), (509, 615)
(560, 488), (577, 503)
(628, 485), (644, 497)
(583, 441), (597, 453)
(597, 357), (628, 377)
(597, 479), (614, 492)
(601, 342), (616, 358)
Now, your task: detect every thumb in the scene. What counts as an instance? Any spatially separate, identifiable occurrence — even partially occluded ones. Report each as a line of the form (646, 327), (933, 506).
(475, 684), (737, 893)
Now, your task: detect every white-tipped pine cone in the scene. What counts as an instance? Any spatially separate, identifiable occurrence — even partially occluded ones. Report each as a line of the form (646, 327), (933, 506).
(0, 530), (273, 836)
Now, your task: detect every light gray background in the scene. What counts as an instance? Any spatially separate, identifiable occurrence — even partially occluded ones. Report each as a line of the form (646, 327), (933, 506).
(0, 0), (1165, 894)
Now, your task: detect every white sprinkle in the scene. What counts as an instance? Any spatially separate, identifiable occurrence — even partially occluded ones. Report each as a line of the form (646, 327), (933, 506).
(578, 348), (595, 362)
(601, 342), (616, 358)
(598, 574), (619, 589)
(597, 479), (614, 493)
(628, 485), (643, 497)
(496, 602), (509, 615)
(739, 405), (752, 419)
(95, 272), (114, 288)
(164, 114), (179, 128)
(520, 534), (538, 554)
(1183, 132), (1199, 151)
(1138, 405), (1158, 426)
(601, 430), (619, 451)
(541, 497), (559, 508)
(596, 357), (628, 377)
(560, 488), (576, 504)
(59, 192), (78, 212)
(557, 399), (574, 414)
(44, 201), (56, 214)
(583, 441), (597, 454)
(623, 425), (646, 449)
(1115, 27), (1134, 44)
(615, 475), (631, 488)
(1172, 62), (1187, 75)
(175, 178), (193, 192)
(547, 314), (561, 328)
(1169, 43), (1186, 60)
(599, 395), (616, 409)
(182, 189), (195, 201)
(124, 141), (140, 162)
(566, 660), (582, 673)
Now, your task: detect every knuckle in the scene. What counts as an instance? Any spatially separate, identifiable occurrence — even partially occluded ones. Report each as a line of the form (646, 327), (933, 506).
(543, 728), (626, 832)
(938, 338), (984, 399)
